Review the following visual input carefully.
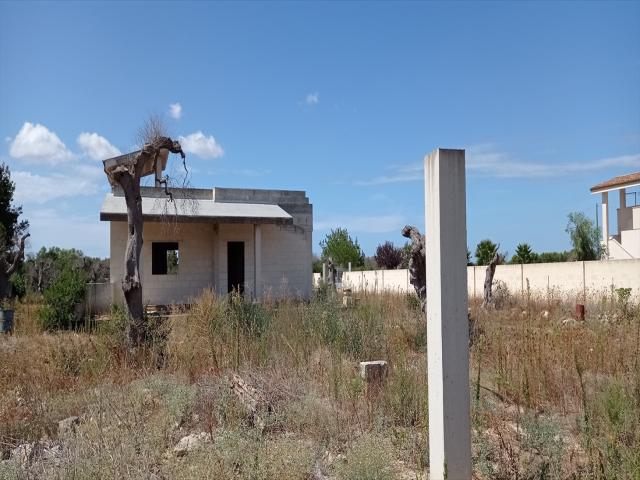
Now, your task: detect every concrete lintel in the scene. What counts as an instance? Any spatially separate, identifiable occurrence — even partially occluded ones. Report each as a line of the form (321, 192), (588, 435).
(100, 213), (293, 225)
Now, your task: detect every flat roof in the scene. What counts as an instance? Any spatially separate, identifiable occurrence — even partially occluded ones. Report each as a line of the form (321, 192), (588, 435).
(591, 171), (640, 194)
(100, 194), (293, 224)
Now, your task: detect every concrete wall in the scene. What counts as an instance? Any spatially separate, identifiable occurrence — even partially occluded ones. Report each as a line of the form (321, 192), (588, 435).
(105, 218), (312, 308)
(85, 282), (116, 315)
(318, 259), (640, 301)
(262, 223), (313, 298)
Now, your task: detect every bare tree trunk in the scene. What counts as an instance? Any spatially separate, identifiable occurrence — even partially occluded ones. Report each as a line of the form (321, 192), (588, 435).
(104, 137), (184, 348)
(401, 225), (426, 312)
(117, 172), (146, 345)
(481, 251), (500, 308)
(0, 233), (30, 303)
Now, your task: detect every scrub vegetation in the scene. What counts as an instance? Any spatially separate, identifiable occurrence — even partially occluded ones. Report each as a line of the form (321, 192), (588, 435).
(0, 287), (639, 479)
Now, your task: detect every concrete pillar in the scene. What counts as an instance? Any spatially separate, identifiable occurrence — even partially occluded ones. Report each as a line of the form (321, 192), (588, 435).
(254, 224), (262, 299)
(322, 262), (326, 283)
(601, 192), (609, 256)
(619, 188), (626, 210)
(348, 261), (352, 272)
(425, 148), (471, 479)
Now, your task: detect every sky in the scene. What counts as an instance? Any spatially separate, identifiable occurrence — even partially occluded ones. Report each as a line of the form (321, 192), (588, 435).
(1, 1), (639, 261)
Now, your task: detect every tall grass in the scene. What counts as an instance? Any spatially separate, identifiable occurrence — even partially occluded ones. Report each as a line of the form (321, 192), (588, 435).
(0, 287), (638, 478)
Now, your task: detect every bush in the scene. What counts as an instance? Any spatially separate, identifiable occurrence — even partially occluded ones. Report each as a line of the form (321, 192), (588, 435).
(374, 241), (403, 269)
(38, 265), (86, 330)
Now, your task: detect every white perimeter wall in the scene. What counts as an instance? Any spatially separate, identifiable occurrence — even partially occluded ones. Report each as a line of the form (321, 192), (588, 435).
(314, 259), (640, 301)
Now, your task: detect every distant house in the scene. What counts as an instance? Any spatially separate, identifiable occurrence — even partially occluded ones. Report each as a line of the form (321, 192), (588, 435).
(99, 185), (313, 305)
(591, 171), (640, 259)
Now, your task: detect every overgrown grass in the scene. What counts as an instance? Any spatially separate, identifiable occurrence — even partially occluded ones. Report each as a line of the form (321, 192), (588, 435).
(0, 287), (638, 479)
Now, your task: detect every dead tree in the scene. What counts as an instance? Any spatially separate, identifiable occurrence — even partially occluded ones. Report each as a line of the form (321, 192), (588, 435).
(103, 136), (185, 347)
(0, 233), (29, 302)
(401, 225), (426, 311)
(326, 257), (337, 288)
(481, 249), (500, 308)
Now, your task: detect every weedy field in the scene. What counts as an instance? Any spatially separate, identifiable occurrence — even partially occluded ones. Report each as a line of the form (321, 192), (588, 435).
(0, 286), (639, 479)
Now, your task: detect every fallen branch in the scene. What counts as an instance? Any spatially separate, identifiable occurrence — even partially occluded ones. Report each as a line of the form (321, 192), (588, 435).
(229, 373), (272, 432)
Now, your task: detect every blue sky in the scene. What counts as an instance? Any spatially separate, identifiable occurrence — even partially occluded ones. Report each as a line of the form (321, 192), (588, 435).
(1, 1), (639, 260)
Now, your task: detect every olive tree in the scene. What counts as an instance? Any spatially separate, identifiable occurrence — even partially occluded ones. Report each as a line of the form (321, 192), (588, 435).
(0, 163), (29, 302)
(103, 118), (185, 347)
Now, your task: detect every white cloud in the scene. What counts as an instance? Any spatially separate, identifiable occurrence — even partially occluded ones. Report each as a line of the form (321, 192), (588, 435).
(12, 165), (103, 206)
(178, 131), (224, 159)
(305, 92), (319, 105)
(315, 214), (405, 234)
(169, 102), (182, 120)
(356, 145), (640, 185)
(8, 122), (74, 164)
(466, 144), (640, 178)
(77, 132), (121, 161)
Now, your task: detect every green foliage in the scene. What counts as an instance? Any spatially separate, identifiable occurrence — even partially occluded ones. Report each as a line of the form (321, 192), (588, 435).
(338, 434), (399, 480)
(566, 211), (602, 261)
(18, 246), (108, 295)
(615, 287), (632, 307)
(475, 239), (498, 265)
(511, 243), (537, 264)
(311, 255), (323, 273)
(537, 251), (571, 263)
(38, 262), (87, 330)
(319, 228), (364, 268)
(228, 292), (271, 338)
(0, 162), (28, 249)
(384, 365), (428, 427)
(521, 414), (564, 478)
(374, 241), (403, 269)
(400, 242), (412, 269)
(590, 382), (640, 478)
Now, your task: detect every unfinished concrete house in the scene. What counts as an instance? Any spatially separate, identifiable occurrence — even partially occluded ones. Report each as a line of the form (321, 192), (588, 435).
(95, 148), (312, 307)
(99, 186), (313, 305)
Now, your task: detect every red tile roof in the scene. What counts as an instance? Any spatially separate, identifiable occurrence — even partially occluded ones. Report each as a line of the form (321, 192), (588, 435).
(590, 171), (640, 193)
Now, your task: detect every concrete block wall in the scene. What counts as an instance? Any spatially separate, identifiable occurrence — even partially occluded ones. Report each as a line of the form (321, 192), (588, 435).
(108, 218), (312, 306)
(111, 221), (217, 305)
(261, 223), (312, 298)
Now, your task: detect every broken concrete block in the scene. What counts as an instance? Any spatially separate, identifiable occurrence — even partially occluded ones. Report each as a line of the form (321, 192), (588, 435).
(173, 432), (211, 457)
(360, 360), (388, 383)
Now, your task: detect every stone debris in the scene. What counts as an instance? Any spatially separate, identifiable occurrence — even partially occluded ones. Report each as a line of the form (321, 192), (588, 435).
(58, 416), (81, 436)
(173, 432), (211, 457)
(9, 443), (35, 467)
(8, 440), (62, 468)
(561, 317), (579, 327)
(229, 373), (271, 432)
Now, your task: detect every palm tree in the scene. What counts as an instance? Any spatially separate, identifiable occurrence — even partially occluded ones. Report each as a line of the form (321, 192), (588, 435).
(512, 243), (536, 264)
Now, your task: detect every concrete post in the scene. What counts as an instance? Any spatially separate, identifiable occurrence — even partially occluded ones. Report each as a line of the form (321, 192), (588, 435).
(322, 263), (326, 283)
(601, 192), (609, 257)
(348, 261), (352, 272)
(254, 224), (262, 299)
(619, 188), (626, 209)
(425, 148), (471, 479)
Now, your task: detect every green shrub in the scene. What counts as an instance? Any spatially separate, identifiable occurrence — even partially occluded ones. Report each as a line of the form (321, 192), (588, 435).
(229, 292), (271, 338)
(338, 434), (399, 480)
(38, 265), (86, 330)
